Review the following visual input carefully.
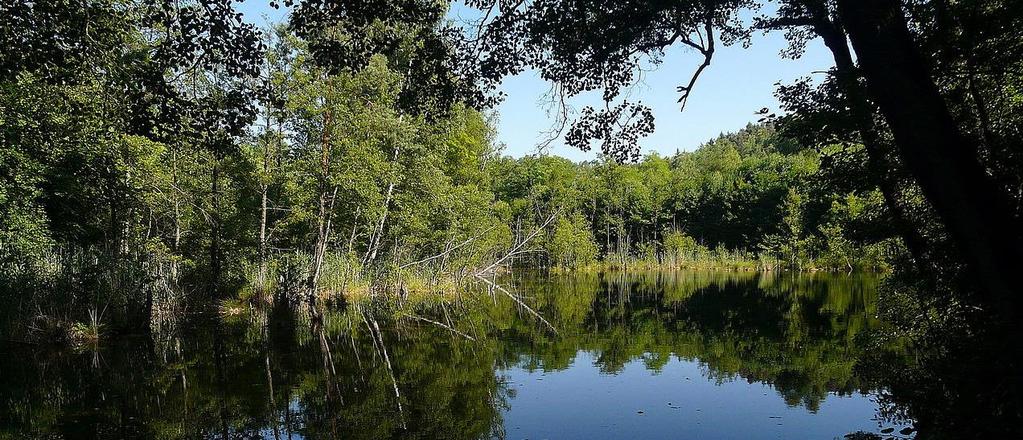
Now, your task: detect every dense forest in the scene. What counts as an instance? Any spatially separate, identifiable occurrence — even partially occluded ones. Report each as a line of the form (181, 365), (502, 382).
(0, 21), (896, 338)
(490, 125), (900, 272)
(2, 0), (1023, 437)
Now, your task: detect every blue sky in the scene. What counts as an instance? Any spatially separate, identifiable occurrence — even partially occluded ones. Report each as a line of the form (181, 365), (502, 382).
(237, 1), (834, 160)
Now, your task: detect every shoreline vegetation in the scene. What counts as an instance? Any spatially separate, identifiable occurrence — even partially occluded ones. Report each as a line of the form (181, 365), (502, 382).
(4, 2), (1021, 437)
(242, 244), (890, 303)
(232, 250), (888, 304)
(1, 26), (902, 347)
(1, 112), (904, 346)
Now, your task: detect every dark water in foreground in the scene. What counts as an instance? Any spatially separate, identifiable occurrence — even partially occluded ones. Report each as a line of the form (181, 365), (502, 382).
(0, 271), (913, 439)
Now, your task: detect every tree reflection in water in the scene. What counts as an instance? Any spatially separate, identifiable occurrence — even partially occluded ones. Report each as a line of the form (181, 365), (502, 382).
(1, 271), (916, 439)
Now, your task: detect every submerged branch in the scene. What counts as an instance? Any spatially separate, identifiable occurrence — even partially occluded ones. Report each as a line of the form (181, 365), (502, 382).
(406, 315), (477, 341)
(474, 275), (558, 335)
(361, 310), (407, 430)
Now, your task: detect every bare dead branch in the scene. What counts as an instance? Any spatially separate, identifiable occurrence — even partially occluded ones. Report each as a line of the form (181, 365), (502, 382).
(677, 21), (716, 112)
(399, 226), (497, 269)
(476, 210), (559, 275)
(474, 274), (558, 334)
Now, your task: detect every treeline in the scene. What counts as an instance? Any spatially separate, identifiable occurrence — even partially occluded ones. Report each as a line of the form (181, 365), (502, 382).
(490, 124), (900, 272)
(0, 22), (511, 334)
(0, 8), (899, 338)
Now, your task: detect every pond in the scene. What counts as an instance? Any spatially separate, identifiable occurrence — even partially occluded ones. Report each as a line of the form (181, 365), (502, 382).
(0, 271), (913, 439)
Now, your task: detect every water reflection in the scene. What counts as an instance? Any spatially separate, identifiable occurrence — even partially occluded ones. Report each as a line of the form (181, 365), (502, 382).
(505, 271), (882, 410)
(0, 271), (907, 439)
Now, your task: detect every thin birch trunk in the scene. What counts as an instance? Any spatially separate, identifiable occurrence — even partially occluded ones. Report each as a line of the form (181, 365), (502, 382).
(307, 79), (334, 315)
(259, 116), (272, 287)
(364, 143), (400, 265)
(172, 149), (181, 280)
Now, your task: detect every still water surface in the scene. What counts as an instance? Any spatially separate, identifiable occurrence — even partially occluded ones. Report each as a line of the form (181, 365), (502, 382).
(0, 271), (910, 439)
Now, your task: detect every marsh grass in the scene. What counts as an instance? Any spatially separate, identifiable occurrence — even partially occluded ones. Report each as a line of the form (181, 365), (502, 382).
(242, 251), (482, 311)
(244, 243), (882, 314)
(551, 244), (782, 273)
(3, 245), (181, 345)
(26, 307), (105, 348)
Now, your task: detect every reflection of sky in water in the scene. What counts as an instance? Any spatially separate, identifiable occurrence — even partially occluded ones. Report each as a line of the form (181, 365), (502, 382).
(500, 350), (879, 440)
(1, 271), (916, 438)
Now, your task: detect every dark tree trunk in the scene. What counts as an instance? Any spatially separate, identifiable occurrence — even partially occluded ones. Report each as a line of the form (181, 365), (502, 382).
(836, 0), (1023, 318)
(801, 1), (931, 273)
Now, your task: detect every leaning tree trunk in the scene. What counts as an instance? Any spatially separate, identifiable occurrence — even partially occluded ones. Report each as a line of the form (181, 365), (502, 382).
(799, 1), (931, 273)
(836, 0), (1023, 319)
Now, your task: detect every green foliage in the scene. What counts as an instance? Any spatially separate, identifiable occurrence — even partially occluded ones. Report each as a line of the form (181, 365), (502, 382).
(488, 124), (902, 271)
(548, 212), (598, 269)
(0, 9), (900, 340)
(662, 230), (707, 266)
